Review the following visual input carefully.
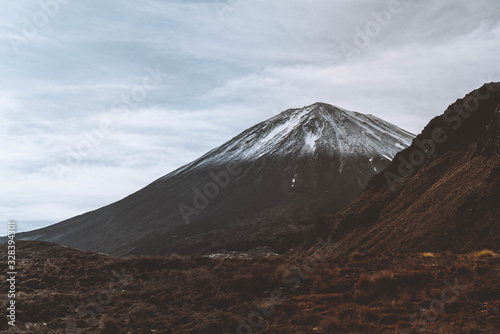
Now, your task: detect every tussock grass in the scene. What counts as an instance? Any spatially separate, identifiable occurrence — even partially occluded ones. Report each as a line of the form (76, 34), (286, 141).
(474, 249), (497, 258)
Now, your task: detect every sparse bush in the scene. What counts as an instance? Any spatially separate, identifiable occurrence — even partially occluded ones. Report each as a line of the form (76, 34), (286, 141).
(99, 316), (121, 334)
(291, 312), (321, 326)
(349, 251), (365, 262)
(379, 313), (401, 325)
(395, 271), (433, 289)
(355, 274), (371, 292)
(319, 317), (345, 332)
(129, 302), (157, 323)
(372, 270), (398, 296)
(457, 264), (475, 276)
(398, 291), (412, 305)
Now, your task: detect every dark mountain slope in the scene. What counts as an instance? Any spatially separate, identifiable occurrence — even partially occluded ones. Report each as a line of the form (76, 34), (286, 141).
(316, 83), (500, 255)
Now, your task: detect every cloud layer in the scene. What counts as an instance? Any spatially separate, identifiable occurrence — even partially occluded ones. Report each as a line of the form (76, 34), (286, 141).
(1, 0), (499, 231)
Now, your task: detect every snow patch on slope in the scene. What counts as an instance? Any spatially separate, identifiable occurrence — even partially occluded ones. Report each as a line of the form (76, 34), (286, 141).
(304, 131), (319, 150)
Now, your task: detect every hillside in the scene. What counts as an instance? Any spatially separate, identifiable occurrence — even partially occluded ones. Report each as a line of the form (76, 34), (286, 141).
(314, 83), (500, 255)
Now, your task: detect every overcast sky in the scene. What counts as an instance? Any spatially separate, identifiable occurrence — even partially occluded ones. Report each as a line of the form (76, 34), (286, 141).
(1, 0), (499, 232)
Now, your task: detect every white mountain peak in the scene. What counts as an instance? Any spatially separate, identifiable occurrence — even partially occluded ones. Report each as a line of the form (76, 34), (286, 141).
(167, 102), (414, 178)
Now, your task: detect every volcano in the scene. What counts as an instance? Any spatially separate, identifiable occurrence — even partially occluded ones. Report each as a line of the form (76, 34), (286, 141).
(16, 102), (414, 256)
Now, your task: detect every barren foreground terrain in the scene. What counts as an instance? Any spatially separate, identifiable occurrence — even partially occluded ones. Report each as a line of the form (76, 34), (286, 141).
(0, 241), (498, 333)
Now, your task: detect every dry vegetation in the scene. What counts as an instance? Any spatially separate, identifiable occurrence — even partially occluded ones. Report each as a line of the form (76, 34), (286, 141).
(0, 241), (498, 333)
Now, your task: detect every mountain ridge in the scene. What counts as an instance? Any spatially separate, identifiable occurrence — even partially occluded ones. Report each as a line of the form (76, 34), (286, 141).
(306, 83), (500, 255)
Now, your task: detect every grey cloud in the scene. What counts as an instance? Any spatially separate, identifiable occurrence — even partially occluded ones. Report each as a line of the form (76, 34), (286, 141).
(1, 0), (499, 230)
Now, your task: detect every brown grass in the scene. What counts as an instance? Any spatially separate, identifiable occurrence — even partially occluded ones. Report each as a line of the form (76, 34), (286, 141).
(474, 249), (497, 258)
(0, 241), (497, 333)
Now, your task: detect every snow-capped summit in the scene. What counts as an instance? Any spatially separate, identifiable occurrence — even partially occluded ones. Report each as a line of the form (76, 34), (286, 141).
(249, 102), (412, 156)
(169, 102), (413, 177)
(17, 102), (414, 256)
